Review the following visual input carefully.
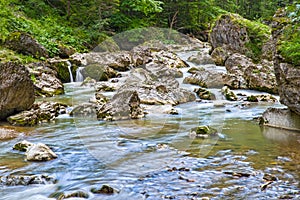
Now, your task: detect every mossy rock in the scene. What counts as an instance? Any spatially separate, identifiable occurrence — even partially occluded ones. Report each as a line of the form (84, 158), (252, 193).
(190, 125), (218, 138)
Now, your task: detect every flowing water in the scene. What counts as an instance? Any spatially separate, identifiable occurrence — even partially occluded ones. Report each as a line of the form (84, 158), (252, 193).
(0, 51), (300, 200)
(67, 61), (74, 83)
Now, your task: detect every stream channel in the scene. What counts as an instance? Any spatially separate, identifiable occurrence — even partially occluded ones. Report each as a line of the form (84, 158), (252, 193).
(0, 51), (299, 200)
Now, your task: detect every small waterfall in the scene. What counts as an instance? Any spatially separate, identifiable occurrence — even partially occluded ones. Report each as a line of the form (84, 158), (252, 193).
(66, 61), (74, 82)
(75, 67), (84, 82)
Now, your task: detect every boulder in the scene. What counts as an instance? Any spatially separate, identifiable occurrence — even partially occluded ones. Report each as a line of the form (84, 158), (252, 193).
(4, 32), (48, 58)
(187, 51), (215, 65)
(210, 47), (230, 66)
(259, 108), (300, 131)
(7, 101), (67, 126)
(246, 94), (277, 103)
(47, 58), (76, 83)
(125, 66), (196, 105)
(26, 143), (57, 161)
(97, 89), (144, 121)
(0, 62), (35, 120)
(69, 103), (98, 117)
(209, 13), (271, 62)
(91, 184), (119, 194)
(82, 64), (118, 81)
(190, 125), (218, 138)
(27, 62), (64, 97)
(194, 88), (216, 100)
(184, 68), (225, 88)
(224, 53), (277, 93)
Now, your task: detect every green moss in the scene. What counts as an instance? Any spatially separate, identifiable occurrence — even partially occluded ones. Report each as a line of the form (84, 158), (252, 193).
(232, 14), (271, 62)
(0, 47), (37, 64)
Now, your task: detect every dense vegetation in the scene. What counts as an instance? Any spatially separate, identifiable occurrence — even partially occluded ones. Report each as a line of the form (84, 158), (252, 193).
(277, 3), (300, 65)
(0, 0), (297, 62)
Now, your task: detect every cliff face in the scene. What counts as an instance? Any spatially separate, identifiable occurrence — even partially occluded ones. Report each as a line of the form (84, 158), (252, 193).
(272, 8), (300, 115)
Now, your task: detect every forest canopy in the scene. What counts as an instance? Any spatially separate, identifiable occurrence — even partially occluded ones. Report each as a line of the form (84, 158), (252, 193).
(0, 0), (297, 59)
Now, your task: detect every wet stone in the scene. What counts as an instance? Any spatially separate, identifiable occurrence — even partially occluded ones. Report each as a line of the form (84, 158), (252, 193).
(91, 184), (118, 194)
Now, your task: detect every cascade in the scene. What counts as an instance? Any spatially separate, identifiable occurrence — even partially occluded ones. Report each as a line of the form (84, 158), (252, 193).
(75, 67), (84, 82)
(67, 61), (74, 82)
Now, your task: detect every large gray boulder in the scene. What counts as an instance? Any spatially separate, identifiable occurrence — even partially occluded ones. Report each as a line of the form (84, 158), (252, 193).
(209, 13), (271, 63)
(224, 53), (277, 93)
(0, 62), (35, 120)
(97, 89), (144, 121)
(4, 32), (48, 58)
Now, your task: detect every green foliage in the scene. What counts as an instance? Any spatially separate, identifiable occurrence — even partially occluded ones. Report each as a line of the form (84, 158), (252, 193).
(278, 3), (300, 65)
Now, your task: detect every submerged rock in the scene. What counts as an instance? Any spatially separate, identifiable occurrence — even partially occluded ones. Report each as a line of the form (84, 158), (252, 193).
(0, 62), (35, 120)
(0, 174), (55, 186)
(190, 125), (218, 138)
(259, 108), (300, 131)
(91, 184), (118, 194)
(7, 101), (68, 126)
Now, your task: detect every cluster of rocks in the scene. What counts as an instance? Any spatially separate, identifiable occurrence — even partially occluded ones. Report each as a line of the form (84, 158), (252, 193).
(7, 101), (67, 126)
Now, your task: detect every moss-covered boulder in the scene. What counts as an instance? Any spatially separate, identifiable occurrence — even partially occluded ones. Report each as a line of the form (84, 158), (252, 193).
(4, 32), (48, 59)
(190, 125), (218, 138)
(27, 62), (64, 97)
(210, 13), (271, 63)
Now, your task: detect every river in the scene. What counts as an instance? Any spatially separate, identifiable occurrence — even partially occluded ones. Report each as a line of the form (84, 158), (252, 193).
(0, 50), (299, 199)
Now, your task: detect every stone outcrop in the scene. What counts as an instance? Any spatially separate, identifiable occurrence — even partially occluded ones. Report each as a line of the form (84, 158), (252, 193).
(260, 108), (300, 131)
(27, 62), (64, 97)
(7, 101), (67, 126)
(4, 32), (48, 58)
(0, 62), (35, 120)
(224, 53), (277, 93)
(209, 13), (271, 63)
(272, 9), (300, 115)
